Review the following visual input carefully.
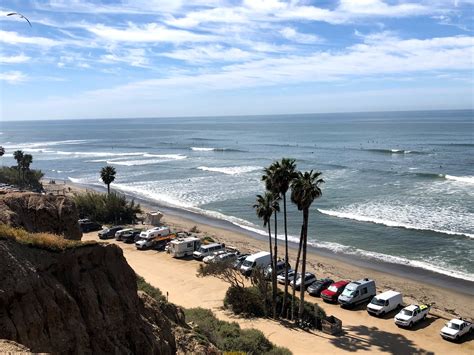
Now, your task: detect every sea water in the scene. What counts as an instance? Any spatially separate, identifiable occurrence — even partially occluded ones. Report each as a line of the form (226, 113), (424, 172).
(1, 110), (473, 281)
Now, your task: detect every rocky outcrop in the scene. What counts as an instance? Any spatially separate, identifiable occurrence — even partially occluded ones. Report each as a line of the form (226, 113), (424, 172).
(0, 192), (81, 240)
(0, 238), (218, 354)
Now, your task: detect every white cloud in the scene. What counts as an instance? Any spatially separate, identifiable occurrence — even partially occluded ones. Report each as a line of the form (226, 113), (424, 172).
(86, 23), (218, 43)
(0, 30), (60, 47)
(279, 27), (323, 44)
(162, 45), (256, 63)
(0, 70), (27, 83)
(0, 54), (31, 63)
(100, 48), (150, 67)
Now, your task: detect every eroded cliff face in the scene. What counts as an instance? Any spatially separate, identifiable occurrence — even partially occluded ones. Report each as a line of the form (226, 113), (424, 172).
(0, 239), (218, 354)
(0, 192), (82, 240)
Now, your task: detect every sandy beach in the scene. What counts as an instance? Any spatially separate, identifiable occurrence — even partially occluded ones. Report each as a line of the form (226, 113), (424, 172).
(47, 181), (474, 353)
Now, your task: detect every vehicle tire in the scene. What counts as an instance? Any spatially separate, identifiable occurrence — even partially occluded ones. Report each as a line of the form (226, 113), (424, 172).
(409, 322), (413, 328)
(380, 311), (385, 317)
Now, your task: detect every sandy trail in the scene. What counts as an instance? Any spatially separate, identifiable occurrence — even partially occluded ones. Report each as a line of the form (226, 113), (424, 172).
(83, 231), (474, 354)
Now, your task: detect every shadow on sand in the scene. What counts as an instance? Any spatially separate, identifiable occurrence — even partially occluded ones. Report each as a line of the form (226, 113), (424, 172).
(330, 325), (435, 354)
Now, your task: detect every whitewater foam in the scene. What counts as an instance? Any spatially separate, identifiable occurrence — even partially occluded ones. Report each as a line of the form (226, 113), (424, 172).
(191, 147), (215, 151)
(197, 166), (262, 175)
(445, 175), (474, 184)
(318, 208), (474, 239)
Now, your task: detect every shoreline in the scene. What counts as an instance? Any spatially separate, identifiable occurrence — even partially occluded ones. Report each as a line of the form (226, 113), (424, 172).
(53, 179), (474, 318)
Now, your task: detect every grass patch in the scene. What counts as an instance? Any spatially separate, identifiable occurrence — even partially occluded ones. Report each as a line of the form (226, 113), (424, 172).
(0, 223), (94, 251)
(201, 235), (215, 244)
(185, 308), (291, 355)
(136, 275), (167, 303)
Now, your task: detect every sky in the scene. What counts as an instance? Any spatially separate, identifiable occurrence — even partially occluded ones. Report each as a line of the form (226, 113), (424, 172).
(0, 0), (473, 121)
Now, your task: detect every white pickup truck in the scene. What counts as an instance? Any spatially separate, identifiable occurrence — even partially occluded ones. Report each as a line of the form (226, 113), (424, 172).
(394, 304), (430, 328)
(440, 319), (473, 341)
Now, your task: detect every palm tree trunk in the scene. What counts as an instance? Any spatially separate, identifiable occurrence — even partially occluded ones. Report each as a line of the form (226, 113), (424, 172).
(298, 208), (309, 322)
(267, 222), (273, 318)
(272, 211), (278, 319)
(107, 183), (110, 195)
(281, 193), (289, 318)
(291, 225), (304, 321)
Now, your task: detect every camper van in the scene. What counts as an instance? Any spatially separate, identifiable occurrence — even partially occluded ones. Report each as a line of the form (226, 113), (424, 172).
(193, 243), (225, 260)
(168, 237), (201, 258)
(367, 290), (403, 316)
(135, 226), (171, 250)
(240, 251), (272, 276)
(338, 278), (376, 308)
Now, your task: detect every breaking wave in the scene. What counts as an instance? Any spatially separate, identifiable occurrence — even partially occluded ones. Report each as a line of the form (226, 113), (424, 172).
(197, 166), (262, 175)
(364, 148), (425, 155)
(191, 147), (245, 152)
(318, 209), (474, 239)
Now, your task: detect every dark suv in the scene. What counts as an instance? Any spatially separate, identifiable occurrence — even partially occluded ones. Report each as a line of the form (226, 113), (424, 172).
(79, 219), (102, 233)
(98, 226), (123, 239)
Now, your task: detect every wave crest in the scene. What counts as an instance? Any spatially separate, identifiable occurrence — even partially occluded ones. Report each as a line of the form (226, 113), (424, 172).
(197, 166), (262, 175)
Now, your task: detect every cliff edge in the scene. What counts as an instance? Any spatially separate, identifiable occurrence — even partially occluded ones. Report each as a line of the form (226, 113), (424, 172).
(0, 231), (217, 354)
(0, 192), (82, 240)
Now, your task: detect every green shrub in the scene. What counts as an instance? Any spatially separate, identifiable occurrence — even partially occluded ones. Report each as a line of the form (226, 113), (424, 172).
(184, 307), (291, 355)
(224, 286), (266, 317)
(0, 166), (43, 191)
(74, 191), (141, 224)
(201, 235), (215, 244)
(224, 286), (325, 329)
(136, 275), (166, 303)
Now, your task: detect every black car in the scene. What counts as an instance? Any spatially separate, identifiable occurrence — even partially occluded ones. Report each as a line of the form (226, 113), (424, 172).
(121, 230), (142, 243)
(307, 278), (334, 297)
(98, 226), (123, 239)
(79, 219), (102, 233)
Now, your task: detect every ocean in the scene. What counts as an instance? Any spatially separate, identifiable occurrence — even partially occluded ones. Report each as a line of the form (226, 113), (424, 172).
(1, 110), (473, 281)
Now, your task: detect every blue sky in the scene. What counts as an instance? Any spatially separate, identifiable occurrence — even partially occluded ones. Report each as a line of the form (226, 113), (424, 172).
(0, 0), (473, 121)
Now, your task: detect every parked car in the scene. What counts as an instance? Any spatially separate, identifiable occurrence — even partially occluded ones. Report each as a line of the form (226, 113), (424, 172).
(240, 251), (272, 276)
(193, 243), (226, 260)
(321, 280), (350, 303)
(98, 226), (123, 239)
(307, 278), (334, 297)
(338, 278), (376, 308)
(394, 304), (431, 328)
(264, 260), (290, 280)
(277, 269), (297, 285)
(121, 230), (142, 243)
(290, 272), (317, 290)
(203, 250), (227, 264)
(367, 290), (403, 316)
(440, 319), (473, 341)
(215, 251), (239, 263)
(79, 219), (102, 233)
(115, 228), (135, 241)
(232, 254), (249, 270)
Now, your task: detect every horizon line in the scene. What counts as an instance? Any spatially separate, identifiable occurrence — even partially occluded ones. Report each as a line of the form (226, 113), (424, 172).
(2, 107), (473, 123)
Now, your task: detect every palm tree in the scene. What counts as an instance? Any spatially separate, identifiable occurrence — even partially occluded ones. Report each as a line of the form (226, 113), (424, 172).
(262, 162), (282, 319)
(0, 146), (5, 157)
(100, 166), (116, 194)
(13, 150), (24, 181)
(20, 154), (33, 181)
(253, 191), (280, 318)
(291, 170), (324, 323)
(273, 158), (297, 318)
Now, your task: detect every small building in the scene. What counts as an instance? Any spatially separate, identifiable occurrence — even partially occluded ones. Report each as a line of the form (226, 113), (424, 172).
(146, 211), (164, 226)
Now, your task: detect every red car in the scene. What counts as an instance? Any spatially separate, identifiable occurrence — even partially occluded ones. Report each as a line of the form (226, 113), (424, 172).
(321, 280), (350, 303)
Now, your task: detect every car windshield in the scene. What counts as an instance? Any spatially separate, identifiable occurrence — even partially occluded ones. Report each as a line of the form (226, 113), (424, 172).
(341, 287), (355, 297)
(242, 260), (253, 267)
(401, 309), (413, 316)
(327, 285), (338, 292)
(447, 322), (460, 330)
(370, 297), (385, 306)
(197, 247), (206, 253)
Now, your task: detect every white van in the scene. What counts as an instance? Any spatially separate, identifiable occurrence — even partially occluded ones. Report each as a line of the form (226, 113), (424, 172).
(367, 290), (403, 316)
(240, 251), (271, 276)
(193, 243), (225, 260)
(168, 236), (201, 258)
(338, 278), (376, 308)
